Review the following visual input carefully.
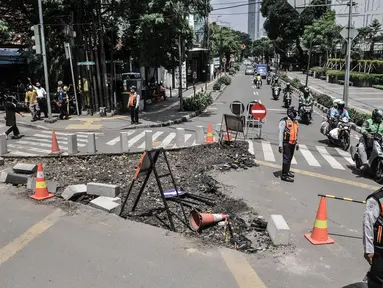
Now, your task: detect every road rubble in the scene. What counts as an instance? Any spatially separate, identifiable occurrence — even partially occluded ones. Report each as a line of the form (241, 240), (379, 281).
(3, 142), (274, 253)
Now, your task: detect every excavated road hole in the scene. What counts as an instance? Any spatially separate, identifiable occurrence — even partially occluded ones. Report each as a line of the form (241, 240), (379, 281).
(6, 142), (277, 254)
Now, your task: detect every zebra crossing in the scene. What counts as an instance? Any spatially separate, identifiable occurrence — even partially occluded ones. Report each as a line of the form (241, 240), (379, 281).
(6, 131), (103, 156)
(253, 140), (355, 170)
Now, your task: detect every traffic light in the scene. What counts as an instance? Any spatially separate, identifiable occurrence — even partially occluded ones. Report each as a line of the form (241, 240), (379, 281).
(31, 25), (42, 54)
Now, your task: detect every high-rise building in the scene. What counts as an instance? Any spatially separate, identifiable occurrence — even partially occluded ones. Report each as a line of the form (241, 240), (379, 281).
(248, 0), (256, 40)
(248, 0), (265, 40)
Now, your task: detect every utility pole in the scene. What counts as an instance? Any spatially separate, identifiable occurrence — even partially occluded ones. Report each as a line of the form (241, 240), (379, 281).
(38, 0), (55, 122)
(343, 1), (355, 108)
(178, 35), (183, 111)
(305, 39), (313, 87)
(205, 0), (210, 90)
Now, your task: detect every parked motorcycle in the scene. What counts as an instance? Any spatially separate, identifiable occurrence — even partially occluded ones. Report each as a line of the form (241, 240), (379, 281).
(283, 92), (291, 108)
(272, 86), (281, 100)
(326, 116), (351, 151)
(299, 105), (312, 124)
(350, 131), (383, 183)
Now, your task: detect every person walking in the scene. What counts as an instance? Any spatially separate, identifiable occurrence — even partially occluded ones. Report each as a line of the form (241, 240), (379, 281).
(128, 85), (140, 124)
(34, 82), (48, 118)
(363, 187), (383, 287)
(57, 86), (69, 120)
(4, 96), (24, 139)
(278, 106), (299, 182)
(25, 85), (40, 122)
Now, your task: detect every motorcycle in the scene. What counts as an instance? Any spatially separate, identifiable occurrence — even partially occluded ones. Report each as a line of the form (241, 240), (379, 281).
(300, 105), (312, 124)
(283, 92), (291, 108)
(272, 86), (281, 100)
(326, 116), (351, 151)
(266, 76), (271, 85)
(256, 79), (261, 89)
(350, 131), (383, 183)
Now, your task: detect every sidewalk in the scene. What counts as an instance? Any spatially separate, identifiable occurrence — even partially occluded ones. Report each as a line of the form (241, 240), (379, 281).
(287, 71), (382, 114)
(0, 79), (220, 132)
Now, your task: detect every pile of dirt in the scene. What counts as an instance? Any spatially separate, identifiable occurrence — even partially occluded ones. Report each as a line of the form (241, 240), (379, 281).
(5, 142), (272, 253)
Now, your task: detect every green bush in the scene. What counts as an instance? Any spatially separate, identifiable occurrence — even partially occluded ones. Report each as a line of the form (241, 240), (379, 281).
(310, 67), (327, 73)
(291, 77), (302, 89)
(326, 70), (383, 85)
(218, 75), (231, 85)
(213, 82), (221, 91)
(183, 91), (214, 112)
(316, 94), (333, 108)
(373, 85), (383, 90)
(278, 74), (290, 82)
(234, 63), (240, 71)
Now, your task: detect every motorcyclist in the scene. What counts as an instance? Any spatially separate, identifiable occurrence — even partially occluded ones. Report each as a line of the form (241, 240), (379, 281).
(298, 86), (313, 116)
(358, 108), (383, 166)
(283, 83), (292, 101)
(327, 99), (350, 140)
(256, 73), (262, 86)
(272, 76), (280, 87)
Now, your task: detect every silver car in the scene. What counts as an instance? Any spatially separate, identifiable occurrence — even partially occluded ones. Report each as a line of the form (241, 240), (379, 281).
(245, 65), (254, 75)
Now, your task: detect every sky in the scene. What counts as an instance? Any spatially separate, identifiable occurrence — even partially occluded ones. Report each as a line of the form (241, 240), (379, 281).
(210, 0), (250, 33)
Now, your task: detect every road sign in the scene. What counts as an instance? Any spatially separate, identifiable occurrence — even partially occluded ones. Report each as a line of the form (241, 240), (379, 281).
(286, 0), (311, 14)
(230, 101), (245, 116)
(78, 61), (95, 66)
(251, 103), (267, 120)
(340, 27), (358, 41)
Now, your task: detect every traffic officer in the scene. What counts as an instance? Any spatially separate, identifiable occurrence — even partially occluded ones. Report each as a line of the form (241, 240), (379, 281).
(128, 85), (140, 124)
(278, 106), (299, 182)
(364, 187), (383, 287)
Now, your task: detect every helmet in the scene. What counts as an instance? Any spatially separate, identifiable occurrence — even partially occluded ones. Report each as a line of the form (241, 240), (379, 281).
(130, 85), (136, 91)
(372, 108), (383, 124)
(333, 99), (341, 107)
(287, 106), (297, 120)
(337, 100), (345, 111)
(27, 85), (33, 90)
(63, 86), (69, 91)
(286, 83), (290, 87)
(274, 77), (279, 82)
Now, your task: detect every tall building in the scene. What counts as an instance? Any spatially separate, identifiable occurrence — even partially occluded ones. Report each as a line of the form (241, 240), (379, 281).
(248, 0), (265, 40)
(248, 0), (256, 40)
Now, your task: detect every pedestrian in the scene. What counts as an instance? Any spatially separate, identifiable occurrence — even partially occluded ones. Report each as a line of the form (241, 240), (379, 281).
(34, 82), (48, 118)
(278, 106), (299, 182)
(57, 86), (69, 120)
(128, 85), (140, 124)
(25, 85), (40, 122)
(363, 187), (383, 287)
(4, 96), (24, 139)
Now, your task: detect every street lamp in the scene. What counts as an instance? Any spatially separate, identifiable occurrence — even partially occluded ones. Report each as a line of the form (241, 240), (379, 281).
(305, 39), (313, 87)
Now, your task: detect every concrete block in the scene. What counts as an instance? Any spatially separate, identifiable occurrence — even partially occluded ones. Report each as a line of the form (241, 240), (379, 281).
(13, 163), (37, 174)
(87, 133), (97, 153)
(175, 128), (185, 148)
(90, 196), (121, 214)
(26, 178), (58, 194)
(195, 126), (204, 145)
(0, 157), (4, 165)
(266, 214), (290, 246)
(1, 172), (29, 185)
(216, 123), (222, 134)
(87, 182), (120, 198)
(0, 134), (7, 155)
(120, 132), (129, 153)
(145, 130), (152, 150)
(67, 134), (78, 155)
(61, 184), (87, 200)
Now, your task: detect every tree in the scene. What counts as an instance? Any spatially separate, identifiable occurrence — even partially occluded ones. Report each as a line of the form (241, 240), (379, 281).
(357, 19), (382, 58)
(252, 38), (274, 63)
(302, 10), (342, 61)
(0, 20), (11, 43)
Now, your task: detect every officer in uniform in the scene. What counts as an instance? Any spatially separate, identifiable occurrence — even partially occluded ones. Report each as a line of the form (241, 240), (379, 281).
(278, 106), (299, 182)
(128, 85), (140, 124)
(364, 187), (383, 287)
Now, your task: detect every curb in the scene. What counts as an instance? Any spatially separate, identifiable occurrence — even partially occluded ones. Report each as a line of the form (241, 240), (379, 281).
(0, 119), (51, 131)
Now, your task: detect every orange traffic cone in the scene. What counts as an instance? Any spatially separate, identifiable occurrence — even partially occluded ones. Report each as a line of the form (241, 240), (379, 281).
(30, 163), (54, 201)
(189, 210), (229, 231)
(223, 129), (233, 142)
(49, 130), (62, 155)
(305, 197), (334, 245)
(205, 123), (215, 143)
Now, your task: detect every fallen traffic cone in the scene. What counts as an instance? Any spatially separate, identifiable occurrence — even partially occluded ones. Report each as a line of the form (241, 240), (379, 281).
(30, 163), (54, 201)
(223, 129), (233, 142)
(205, 123), (215, 143)
(304, 197), (334, 245)
(189, 210), (229, 231)
(49, 130), (62, 155)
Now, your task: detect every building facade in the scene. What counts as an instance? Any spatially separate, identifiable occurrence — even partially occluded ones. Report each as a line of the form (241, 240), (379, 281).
(248, 0), (265, 40)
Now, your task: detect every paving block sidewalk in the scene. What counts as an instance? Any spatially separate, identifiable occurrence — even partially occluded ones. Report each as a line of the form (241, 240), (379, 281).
(286, 71), (382, 114)
(0, 79), (220, 132)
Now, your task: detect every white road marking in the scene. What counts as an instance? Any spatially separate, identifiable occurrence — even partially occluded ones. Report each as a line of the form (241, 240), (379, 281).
(137, 131), (164, 149)
(291, 156), (297, 164)
(160, 132), (176, 148)
(8, 144), (52, 154)
(14, 140), (68, 150)
(106, 131), (134, 146)
(34, 133), (88, 143)
(299, 144), (321, 167)
(128, 131), (145, 147)
(39, 131), (103, 137)
(261, 141), (275, 162)
(335, 148), (354, 165)
(185, 134), (192, 143)
(23, 136), (86, 147)
(7, 151), (38, 157)
(253, 91), (256, 95)
(316, 146), (345, 170)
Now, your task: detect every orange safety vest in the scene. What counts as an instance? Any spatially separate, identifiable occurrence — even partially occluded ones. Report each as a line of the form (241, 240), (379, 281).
(283, 118), (298, 144)
(367, 188), (383, 249)
(129, 93), (136, 107)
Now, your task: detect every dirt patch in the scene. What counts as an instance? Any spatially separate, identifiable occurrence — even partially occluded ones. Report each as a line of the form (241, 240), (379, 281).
(4, 143), (273, 253)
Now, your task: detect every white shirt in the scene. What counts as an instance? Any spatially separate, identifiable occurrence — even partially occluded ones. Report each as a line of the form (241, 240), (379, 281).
(34, 86), (47, 99)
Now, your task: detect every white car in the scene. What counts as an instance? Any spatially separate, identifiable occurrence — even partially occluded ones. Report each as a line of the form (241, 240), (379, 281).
(245, 65), (254, 75)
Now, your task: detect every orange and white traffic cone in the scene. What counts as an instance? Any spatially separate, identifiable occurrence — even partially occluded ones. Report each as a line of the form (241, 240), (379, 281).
(223, 129), (233, 142)
(304, 197), (334, 245)
(30, 163), (54, 201)
(189, 210), (229, 231)
(49, 130), (62, 155)
(205, 123), (215, 143)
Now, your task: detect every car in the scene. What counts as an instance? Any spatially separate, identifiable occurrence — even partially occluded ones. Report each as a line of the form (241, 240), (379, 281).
(255, 64), (269, 78)
(245, 65), (254, 75)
